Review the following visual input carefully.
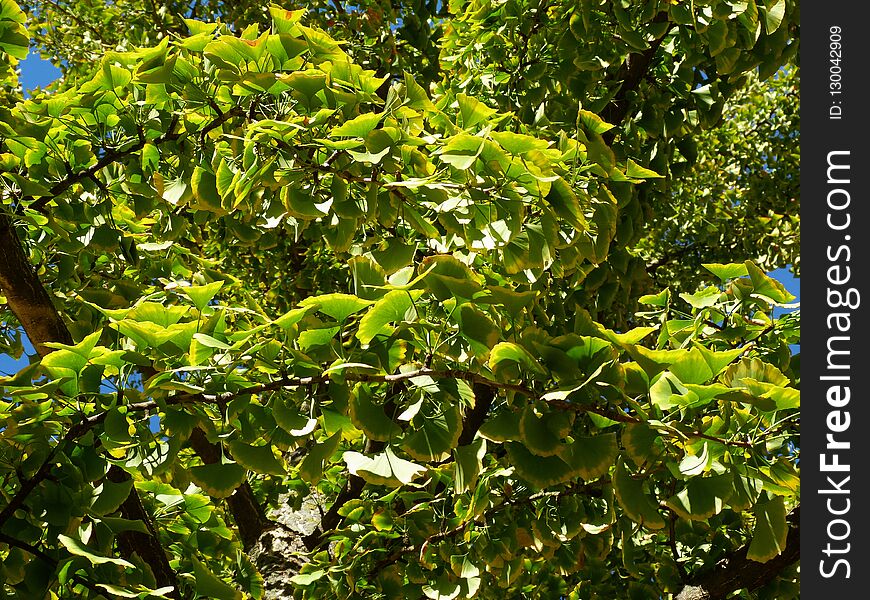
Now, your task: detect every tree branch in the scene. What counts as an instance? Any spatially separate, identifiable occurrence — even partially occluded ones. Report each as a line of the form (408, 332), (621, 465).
(0, 213), (73, 354)
(0, 531), (57, 566)
(107, 466), (182, 599)
(601, 12), (674, 141)
(188, 428), (272, 550)
(28, 116), (181, 212)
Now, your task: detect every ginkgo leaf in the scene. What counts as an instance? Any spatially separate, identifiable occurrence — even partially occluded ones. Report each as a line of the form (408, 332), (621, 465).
(621, 423), (660, 465)
(747, 497), (789, 562)
(505, 442), (578, 489)
(90, 478), (133, 516)
(192, 556), (243, 600)
(665, 474), (734, 521)
(227, 441), (286, 476)
(58, 534), (134, 567)
(299, 432), (341, 484)
(348, 384), (402, 442)
(299, 293), (373, 322)
(402, 400), (462, 462)
(560, 434), (618, 480)
(456, 93), (497, 128)
(488, 342), (546, 381)
(330, 112), (381, 137)
(181, 281), (224, 311)
(343, 447), (427, 486)
(190, 463), (248, 499)
(519, 406), (573, 457)
(454, 438), (486, 494)
(357, 289), (422, 344)
(612, 458), (665, 530)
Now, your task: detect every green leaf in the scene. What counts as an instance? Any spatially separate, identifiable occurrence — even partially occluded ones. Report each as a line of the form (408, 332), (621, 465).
(289, 570), (326, 586)
(343, 447), (427, 486)
(90, 478), (134, 516)
(192, 333), (231, 350)
(456, 304), (500, 356)
(625, 159), (663, 179)
(638, 288), (670, 307)
(97, 517), (151, 536)
(621, 423), (660, 465)
(456, 93), (497, 128)
(577, 110), (614, 134)
(665, 474), (734, 521)
(191, 167), (225, 214)
(402, 400), (463, 461)
(763, 0), (786, 33)
(272, 400), (317, 436)
(488, 342), (546, 381)
(478, 410), (521, 443)
(703, 263), (749, 281)
(348, 383), (402, 442)
(299, 432), (341, 484)
(58, 534), (134, 567)
(747, 496), (789, 562)
(227, 441), (286, 476)
(182, 281), (224, 311)
(612, 458), (665, 530)
(729, 472), (763, 511)
(192, 555), (243, 600)
(103, 407), (134, 443)
(679, 286), (723, 309)
(299, 293), (373, 322)
(546, 177), (588, 230)
(190, 463), (248, 499)
(560, 434), (618, 480)
(93, 583), (140, 598)
(678, 442), (709, 477)
(490, 131), (549, 154)
(331, 112), (381, 137)
(454, 438), (486, 494)
(504, 442), (577, 489)
(273, 305), (316, 330)
(357, 290), (422, 344)
(519, 406), (573, 457)
(745, 261), (796, 303)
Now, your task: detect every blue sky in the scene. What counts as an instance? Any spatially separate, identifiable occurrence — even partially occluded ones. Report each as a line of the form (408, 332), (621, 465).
(19, 50), (61, 96)
(2, 54), (801, 376)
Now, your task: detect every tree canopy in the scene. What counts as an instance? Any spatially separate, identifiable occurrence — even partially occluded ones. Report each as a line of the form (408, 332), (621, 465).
(0, 1), (799, 599)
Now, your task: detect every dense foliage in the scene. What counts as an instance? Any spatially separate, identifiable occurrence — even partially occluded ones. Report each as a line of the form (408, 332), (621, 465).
(0, 1), (799, 599)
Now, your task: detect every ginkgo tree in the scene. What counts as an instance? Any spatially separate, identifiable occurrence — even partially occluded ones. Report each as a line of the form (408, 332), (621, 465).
(0, 1), (799, 599)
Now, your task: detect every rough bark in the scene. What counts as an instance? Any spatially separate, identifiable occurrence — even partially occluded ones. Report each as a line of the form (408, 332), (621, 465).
(601, 12), (673, 142)
(188, 427), (272, 550)
(0, 213), (73, 354)
(457, 382), (495, 447)
(675, 507), (800, 600)
(107, 466), (182, 599)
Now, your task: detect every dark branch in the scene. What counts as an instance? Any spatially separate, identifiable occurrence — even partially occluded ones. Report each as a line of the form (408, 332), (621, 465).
(601, 12), (674, 141)
(107, 466), (182, 599)
(0, 532), (57, 566)
(29, 116), (181, 212)
(457, 382), (495, 447)
(188, 428), (272, 550)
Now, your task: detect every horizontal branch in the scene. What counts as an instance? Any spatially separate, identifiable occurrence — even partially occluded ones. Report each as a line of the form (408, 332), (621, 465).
(121, 367), (754, 449)
(0, 532), (57, 566)
(28, 116), (182, 212)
